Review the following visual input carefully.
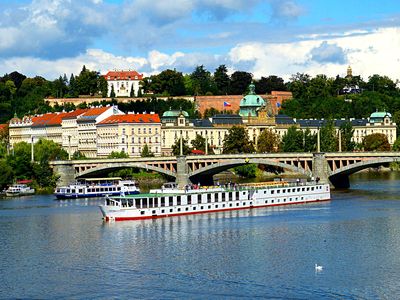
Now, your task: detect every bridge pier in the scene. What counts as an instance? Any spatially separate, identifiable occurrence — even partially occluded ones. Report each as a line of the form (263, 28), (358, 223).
(312, 153), (330, 185)
(52, 163), (75, 187)
(176, 156), (190, 188)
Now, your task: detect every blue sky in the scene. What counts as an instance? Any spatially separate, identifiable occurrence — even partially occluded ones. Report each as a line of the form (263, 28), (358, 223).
(1, 0), (400, 81)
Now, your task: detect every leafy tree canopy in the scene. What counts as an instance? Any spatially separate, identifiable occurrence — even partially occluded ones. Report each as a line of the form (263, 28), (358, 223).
(362, 133), (390, 151)
(223, 126), (254, 154)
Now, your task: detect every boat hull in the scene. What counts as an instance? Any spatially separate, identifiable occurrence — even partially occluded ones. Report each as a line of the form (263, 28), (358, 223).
(100, 182), (331, 222)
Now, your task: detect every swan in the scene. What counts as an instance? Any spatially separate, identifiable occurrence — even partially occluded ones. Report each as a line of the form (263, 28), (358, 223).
(315, 263), (323, 271)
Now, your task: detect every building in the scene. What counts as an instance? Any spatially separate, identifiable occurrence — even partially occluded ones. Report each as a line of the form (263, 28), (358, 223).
(104, 70), (143, 97)
(97, 113), (161, 157)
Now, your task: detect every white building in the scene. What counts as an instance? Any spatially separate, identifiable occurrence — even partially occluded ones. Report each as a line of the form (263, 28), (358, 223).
(104, 70), (143, 97)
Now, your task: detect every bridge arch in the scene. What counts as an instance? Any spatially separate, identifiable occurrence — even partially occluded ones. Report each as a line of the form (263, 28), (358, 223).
(76, 162), (176, 179)
(189, 158), (311, 183)
(329, 157), (398, 188)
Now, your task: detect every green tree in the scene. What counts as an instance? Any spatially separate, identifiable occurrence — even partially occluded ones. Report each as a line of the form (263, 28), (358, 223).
(108, 151), (129, 158)
(320, 120), (337, 152)
(190, 65), (214, 95)
(234, 164), (257, 178)
(110, 84), (116, 98)
(303, 128), (317, 152)
(213, 65), (230, 95)
(34, 138), (68, 161)
(223, 126), (254, 154)
(191, 134), (213, 154)
(98, 76), (108, 97)
(229, 71), (252, 95)
(339, 121), (355, 151)
(392, 138), (400, 151)
(72, 151), (87, 160)
(362, 133), (390, 151)
(0, 159), (14, 190)
(257, 129), (280, 152)
(172, 138), (191, 155)
(6, 142), (33, 179)
(141, 144), (154, 157)
(130, 85), (135, 97)
(280, 126), (303, 152)
(255, 75), (286, 94)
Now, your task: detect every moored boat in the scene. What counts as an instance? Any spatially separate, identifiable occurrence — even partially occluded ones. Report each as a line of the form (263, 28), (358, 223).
(5, 184), (35, 197)
(100, 180), (330, 221)
(54, 177), (140, 199)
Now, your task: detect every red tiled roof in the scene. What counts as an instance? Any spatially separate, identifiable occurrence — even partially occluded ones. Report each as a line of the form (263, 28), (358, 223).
(99, 114), (161, 125)
(0, 124), (7, 131)
(81, 106), (110, 117)
(104, 70), (143, 81)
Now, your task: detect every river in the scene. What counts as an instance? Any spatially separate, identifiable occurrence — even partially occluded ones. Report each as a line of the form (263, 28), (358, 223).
(1, 171), (400, 299)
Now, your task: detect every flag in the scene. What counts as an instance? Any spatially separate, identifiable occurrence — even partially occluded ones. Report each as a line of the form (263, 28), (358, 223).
(223, 101), (231, 107)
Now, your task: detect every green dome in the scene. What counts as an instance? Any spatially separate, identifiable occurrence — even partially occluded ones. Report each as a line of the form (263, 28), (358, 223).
(370, 112), (391, 119)
(162, 109), (189, 118)
(239, 82), (265, 117)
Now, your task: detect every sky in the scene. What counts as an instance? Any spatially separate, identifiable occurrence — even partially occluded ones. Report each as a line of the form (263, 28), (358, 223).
(1, 0), (400, 81)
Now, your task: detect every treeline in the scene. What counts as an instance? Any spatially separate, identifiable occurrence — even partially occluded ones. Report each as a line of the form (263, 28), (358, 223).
(2, 64), (400, 125)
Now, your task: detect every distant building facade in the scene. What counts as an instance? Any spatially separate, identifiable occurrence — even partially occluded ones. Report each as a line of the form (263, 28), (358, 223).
(104, 70), (143, 97)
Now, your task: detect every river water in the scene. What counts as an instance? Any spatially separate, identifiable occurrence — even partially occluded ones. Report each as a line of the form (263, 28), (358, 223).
(1, 171), (400, 299)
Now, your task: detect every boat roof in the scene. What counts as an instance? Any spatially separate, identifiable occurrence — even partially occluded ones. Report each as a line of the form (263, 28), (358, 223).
(80, 177), (122, 181)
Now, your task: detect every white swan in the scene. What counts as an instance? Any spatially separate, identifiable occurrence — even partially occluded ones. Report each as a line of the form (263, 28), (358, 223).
(315, 263), (323, 271)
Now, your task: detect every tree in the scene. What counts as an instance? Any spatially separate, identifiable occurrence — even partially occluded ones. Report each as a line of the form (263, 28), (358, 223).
(392, 138), (400, 151)
(72, 151), (87, 160)
(255, 76), (286, 94)
(141, 144), (154, 157)
(0, 159), (14, 190)
(339, 121), (355, 151)
(303, 128), (317, 152)
(130, 84), (135, 97)
(280, 126), (303, 152)
(213, 65), (230, 95)
(191, 134), (213, 154)
(110, 84), (116, 98)
(223, 126), (254, 154)
(229, 71), (252, 95)
(98, 76), (108, 97)
(6, 142), (34, 179)
(320, 120), (337, 152)
(108, 151), (129, 158)
(171, 138), (191, 155)
(34, 138), (68, 161)
(257, 129), (280, 152)
(362, 133), (390, 151)
(190, 65), (214, 95)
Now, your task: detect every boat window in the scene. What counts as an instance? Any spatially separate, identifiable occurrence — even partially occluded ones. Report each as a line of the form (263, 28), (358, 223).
(229, 203), (232, 207)
(271, 200), (274, 203)
(297, 188), (300, 192)
(67, 189), (70, 193)
(141, 211), (145, 215)
(236, 191), (239, 200)
(243, 202), (246, 205)
(177, 208), (181, 212)
(277, 190), (280, 194)
(193, 207), (196, 210)
(222, 193), (225, 201)
(271, 190), (274, 194)
(188, 195), (192, 205)
(170, 209), (173, 213)
(143, 198), (148, 208)
(215, 205), (218, 208)
(177, 196), (181, 205)
(161, 209), (165, 213)
(208, 205), (211, 209)
(284, 199), (286, 202)
(169, 197), (173, 206)
(222, 204), (225, 207)
(215, 193), (219, 202)
(135, 199), (140, 207)
(264, 191), (266, 194)
(201, 206), (204, 210)
(152, 210), (156, 214)
(72, 189), (75, 193)
(229, 192), (233, 201)
(117, 187), (121, 191)
(265, 200), (268, 204)
(154, 198), (158, 207)
(282, 189), (285, 193)
(79, 189), (83, 193)
(161, 197), (165, 207)
(311, 187), (314, 191)
(197, 194), (202, 204)
(185, 207), (189, 211)
(207, 193), (211, 203)
(149, 198), (153, 208)
(302, 188), (305, 191)
(236, 203), (239, 206)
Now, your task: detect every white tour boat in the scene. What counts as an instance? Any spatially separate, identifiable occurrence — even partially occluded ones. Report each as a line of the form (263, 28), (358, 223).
(54, 177), (140, 199)
(6, 184), (35, 197)
(100, 180), (330, 221)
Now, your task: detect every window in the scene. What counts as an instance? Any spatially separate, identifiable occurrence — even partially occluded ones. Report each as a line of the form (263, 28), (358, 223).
(215, 193), (219, 202)
(177, 196), (181, 205)
(122, 128), (126, 135)
(169, 197), (173, 206)
(149, 128), (152, 134)
(197, 194), (202, 204)
(141, 211), (145, 215)
(207, 194), (212, 203)
(144, 128), (146, 134)
(161, 197), (165, 207)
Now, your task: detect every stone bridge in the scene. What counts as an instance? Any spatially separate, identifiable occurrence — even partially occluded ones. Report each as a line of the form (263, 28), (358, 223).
(50, 152), (400, 189)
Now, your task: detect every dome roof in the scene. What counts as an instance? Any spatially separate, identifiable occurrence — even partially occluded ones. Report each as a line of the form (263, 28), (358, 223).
(370, 111), (391, 119)
(240, 82), (265, 107)
(162, 109), (189, 118)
